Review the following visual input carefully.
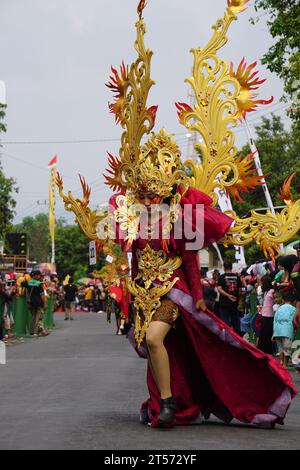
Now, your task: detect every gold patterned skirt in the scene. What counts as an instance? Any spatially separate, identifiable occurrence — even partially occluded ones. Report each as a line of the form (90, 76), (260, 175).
(138, 298), (180, 328)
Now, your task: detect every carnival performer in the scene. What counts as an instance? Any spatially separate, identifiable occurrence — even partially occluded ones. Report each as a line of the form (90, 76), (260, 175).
(105, 1), (297, 429)
(117, 276), (130, 334)
(107, 284), (123, 334)
(57, 0), (297, 429)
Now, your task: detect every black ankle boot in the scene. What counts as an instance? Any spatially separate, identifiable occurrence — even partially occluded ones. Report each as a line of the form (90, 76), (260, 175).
(158, 397), (176, 426)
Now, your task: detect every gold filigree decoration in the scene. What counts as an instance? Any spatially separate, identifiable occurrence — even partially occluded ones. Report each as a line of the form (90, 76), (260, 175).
(114, 191), (182, 245)
(279, 172), (297, 205)
(224, 199), (300, 259)
(135, 244), (182, 289)
(162, 193), (182, 240)
(127, 243), (181, 347)
(99, 241), (129, 286)
(177, 3), (264, 204)
(104, 2), (157, 192)
(131, 129), (189, 197)
(105, 4), (188, 199)
(177, 5), (243, 205)
(114, 193), (143, 245)
(56, 173), (107, 241)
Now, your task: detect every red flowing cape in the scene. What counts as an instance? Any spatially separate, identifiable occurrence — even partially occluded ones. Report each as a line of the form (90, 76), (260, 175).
(136, 288), (296, 427)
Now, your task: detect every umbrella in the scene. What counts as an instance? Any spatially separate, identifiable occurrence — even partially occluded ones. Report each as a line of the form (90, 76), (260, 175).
(89, 279), (102, 285)
(76, 277), (92, 285)
(284, 240), (300, 255)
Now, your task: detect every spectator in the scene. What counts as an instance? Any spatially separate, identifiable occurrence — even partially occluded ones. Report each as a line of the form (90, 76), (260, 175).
(0, 280), (8, 341)
(95, 281), (106, 313)
(201, 275), (217, 312)
(23, 270), (49, 337)
(275, 255), (298, 293)
(256, 276), (264, 306)
(240, 277), (257, 337)
(257, 275), (275, 354)
(212, 269), (220, 316)
(2, 281), (16, 342)
(217, 261), (242, 333)
(291, 242), (300, 329)
(63, 277), (78, 320)
(272, 289), (296, 368)
(84, 285), (94, 311)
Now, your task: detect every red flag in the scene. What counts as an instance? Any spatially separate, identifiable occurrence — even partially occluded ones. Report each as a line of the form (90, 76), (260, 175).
(48, 155), (57, 167)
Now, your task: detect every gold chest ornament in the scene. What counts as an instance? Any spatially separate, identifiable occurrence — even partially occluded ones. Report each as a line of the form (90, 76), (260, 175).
(127, 244), (182, 348)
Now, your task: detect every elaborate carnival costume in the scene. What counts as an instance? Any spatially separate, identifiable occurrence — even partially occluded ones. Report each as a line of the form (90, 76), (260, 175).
(58, 0), (297, 427)
(100, 243), (131, 332)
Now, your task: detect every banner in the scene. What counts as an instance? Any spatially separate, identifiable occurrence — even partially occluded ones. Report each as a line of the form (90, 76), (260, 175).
(48, 155), (57, 263)
(89, 241), (97, 266)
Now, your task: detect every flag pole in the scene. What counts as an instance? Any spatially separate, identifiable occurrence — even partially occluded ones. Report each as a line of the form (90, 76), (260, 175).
(244, 118), (276, 215)
(244, 119), (285, 253)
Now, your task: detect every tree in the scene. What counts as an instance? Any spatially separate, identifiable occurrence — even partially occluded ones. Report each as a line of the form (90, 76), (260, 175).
(233, 114), (300, 217)
(251, 0), (300, 123)
(11, 212), (105, 278)
(12, 213), (51, 262)
(0, 103), (18, 240)
(232, 114), (300, 264)
(55, 224), (90, 279)
(0, 103), (7, 134)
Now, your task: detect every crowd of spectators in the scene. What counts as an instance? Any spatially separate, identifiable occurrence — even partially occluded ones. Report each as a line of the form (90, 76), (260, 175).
(201, 248), (300, 372)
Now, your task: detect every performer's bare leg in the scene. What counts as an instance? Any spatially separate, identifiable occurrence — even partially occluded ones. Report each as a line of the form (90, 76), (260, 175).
(148, 358), (159, 389)
(146, 321), (172, 399)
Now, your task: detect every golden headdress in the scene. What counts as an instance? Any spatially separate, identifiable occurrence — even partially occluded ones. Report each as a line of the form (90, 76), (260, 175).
(57, 0), (300, 259)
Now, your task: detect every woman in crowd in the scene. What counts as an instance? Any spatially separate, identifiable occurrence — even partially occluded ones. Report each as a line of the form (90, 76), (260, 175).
(257, 275), (276, 354)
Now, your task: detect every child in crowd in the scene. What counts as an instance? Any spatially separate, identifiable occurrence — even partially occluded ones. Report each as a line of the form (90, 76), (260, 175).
(272, 289), (296, 368)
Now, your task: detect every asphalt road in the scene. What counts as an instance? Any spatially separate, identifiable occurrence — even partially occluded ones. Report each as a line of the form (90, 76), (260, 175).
(0, 313), (299, 450)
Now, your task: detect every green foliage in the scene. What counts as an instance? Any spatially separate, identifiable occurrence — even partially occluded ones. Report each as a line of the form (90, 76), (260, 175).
(55, 224), (90, 279)
(0, 103), (7, 134)
(244, 244), (265, 266)
(251, 0), (300, 124)
(0, 104), (18, 239)
(221, 247), (236, 264)
(230, 114), (300, 264)
(232, 114), (300, 217)
(12, 213), (51, 262)
(0, 164), (18, 239)
(11, 211), (105, 278)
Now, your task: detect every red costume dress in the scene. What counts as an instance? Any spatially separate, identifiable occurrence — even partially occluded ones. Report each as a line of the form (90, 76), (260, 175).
(112, 187), (296, 428)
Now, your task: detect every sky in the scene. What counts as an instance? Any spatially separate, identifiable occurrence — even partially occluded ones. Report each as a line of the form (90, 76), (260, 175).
(0, 0), (291, 225)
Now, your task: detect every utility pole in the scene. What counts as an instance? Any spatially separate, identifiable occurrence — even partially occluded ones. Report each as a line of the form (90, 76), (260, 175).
(244, 118), (276, 215)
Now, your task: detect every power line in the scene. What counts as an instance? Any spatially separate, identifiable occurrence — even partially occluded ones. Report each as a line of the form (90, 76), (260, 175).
(1, 103), (289, 148)
(234, 115), (291, 134)
(1, 151), (78, 182)
(1, 132), (188, 146)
